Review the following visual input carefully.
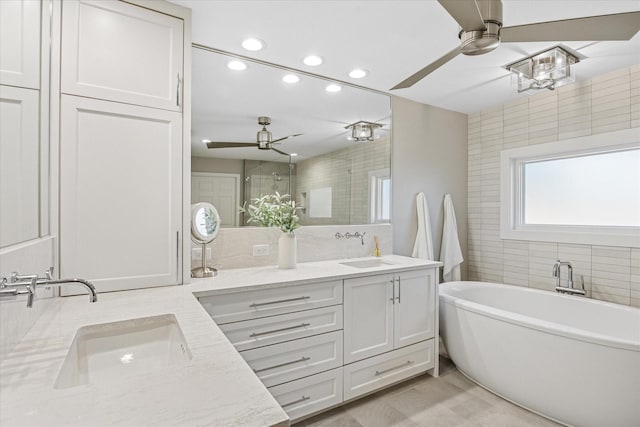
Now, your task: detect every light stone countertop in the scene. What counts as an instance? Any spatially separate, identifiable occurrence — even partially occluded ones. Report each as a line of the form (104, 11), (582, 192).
(0, 255), (441, 427)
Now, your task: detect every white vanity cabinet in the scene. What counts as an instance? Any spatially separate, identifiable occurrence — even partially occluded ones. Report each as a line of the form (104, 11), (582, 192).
(344, 269), (436, 363)
(201, 279), (345, 421)
(201, 263), (439, 423)
(0, 0), (41, 89)
(61, 0), (184, 111)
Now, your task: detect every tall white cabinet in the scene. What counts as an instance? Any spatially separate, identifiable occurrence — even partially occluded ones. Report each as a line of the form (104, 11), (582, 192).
(0, 0), (44, 248)
(58, 0), (189, 292)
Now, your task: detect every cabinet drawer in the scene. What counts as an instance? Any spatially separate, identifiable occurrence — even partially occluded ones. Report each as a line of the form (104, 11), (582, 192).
(242, 331), (343, 388)
(200, 280), (342, 324)
(269, 368), (343, 422)
(220, 305), (343, 351)
(343, 340), (434, 401)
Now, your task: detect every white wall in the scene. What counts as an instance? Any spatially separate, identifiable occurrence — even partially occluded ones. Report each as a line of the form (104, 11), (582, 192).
(468, 65), (640, 307)
(391, 96), (468, 278)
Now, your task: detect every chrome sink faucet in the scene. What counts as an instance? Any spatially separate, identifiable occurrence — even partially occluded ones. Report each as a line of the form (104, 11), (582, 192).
(552, 260), (585, 296)
(0, 268), (98, 307)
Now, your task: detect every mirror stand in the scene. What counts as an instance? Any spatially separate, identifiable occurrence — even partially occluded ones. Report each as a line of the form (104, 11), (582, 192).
(192, 241), (217, 278)
(190, 202), (221, 278)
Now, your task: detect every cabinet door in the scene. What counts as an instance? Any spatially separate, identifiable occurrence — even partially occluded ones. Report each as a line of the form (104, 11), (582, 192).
(0, 85), (39, 247)
(61, 0), (183, 110)
(60, 95), (182, 292)
(0, 0), (40, 89)
(344, 274), (394, 364)
(394, 269), (436, 349)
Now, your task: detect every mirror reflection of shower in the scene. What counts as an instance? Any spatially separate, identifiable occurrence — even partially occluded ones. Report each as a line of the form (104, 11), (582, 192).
(243, 159), (297, 225)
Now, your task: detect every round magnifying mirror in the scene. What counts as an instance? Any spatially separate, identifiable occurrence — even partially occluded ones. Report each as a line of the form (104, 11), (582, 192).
(191, 203), (220, 277)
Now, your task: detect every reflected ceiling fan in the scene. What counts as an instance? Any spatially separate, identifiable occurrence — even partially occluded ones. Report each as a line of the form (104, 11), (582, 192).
(391, 0), (640, 90)
(204, 116), (302, 156)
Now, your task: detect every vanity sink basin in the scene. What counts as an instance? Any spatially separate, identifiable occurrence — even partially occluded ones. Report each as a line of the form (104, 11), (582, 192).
(54, 314), (192, 389)
(340, 259), (394, 269)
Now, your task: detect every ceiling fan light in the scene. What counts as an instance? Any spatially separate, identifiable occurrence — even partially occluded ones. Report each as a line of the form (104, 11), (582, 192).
(227, 60), (247, 71)
(257, 128), (271, 148)
(506, 46), (579, 95)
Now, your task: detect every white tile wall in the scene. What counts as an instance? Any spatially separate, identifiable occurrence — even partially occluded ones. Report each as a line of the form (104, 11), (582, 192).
(296, 134), (390, 226)
(468, 65), (639, 307)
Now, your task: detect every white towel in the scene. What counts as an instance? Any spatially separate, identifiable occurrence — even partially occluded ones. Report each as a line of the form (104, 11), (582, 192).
(440, 194), (464, 282)
(412, 192), (435, 261)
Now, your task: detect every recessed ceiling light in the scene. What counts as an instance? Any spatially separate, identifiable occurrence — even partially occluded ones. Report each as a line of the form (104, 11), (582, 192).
(290, 153), (298, 157)
(325, 84), (342, 93)
(227, 60), (247, 71)
(241, 38), (264, 51)
(303, 55), (323, 66)
(282, 74), (300, 83)
(349, 69), (368, 79)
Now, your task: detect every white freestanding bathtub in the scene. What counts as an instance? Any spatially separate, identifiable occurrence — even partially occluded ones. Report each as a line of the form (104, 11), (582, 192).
(439, 281), (640, 427)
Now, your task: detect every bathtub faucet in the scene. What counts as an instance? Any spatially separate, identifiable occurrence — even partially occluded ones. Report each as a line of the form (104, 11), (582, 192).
(553, 260), (585, 296)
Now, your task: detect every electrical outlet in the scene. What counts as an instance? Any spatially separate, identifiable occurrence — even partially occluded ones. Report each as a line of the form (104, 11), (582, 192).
(252, 244), (269, 256)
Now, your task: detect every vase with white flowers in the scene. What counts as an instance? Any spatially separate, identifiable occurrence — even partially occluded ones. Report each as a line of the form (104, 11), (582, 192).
(240, 192), (301, 269)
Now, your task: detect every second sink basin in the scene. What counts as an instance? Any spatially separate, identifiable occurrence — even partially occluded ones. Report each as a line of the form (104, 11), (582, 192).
(340, 259), (394, 269)
(54, 314), (192, 389)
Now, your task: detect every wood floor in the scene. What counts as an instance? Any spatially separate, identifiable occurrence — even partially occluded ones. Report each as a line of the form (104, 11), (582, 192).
(295, 357), (560, 427)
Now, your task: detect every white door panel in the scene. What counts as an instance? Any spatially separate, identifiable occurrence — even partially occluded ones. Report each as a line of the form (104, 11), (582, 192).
(0, 85), (40, 247)
(60, 95), (182, 292)
(0, 0), (40, 89)
(191, 173), (240, 227)
(344, 274), (394, 363)
(61, 0), (183, 110)
(394, 269), (436, 348)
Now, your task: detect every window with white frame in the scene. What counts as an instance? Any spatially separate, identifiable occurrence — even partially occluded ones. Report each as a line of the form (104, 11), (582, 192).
(369, 169), (391, 223)
(500, 128), (640, 247)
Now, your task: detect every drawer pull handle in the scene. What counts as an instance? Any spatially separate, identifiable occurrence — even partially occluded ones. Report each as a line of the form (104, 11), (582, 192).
(281, 395), (310, 408)
(249, 322), (311, 338)
(253, 356), (311, 373)
(249, 296), (310, 308)
(375, 360), (414, 376)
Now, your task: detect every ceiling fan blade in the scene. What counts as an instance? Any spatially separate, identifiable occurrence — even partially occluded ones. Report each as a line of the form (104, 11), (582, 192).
(390, 47), (461, 90)
(206, 141), (258, 149)
(270, 147), (291, 157)
(501, 11), (640, 43)
(271, 133), (303, 144)
(437, 0), (486, 32)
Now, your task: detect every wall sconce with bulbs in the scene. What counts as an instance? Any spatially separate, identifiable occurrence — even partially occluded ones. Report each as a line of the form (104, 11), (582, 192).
(345, 121), (383, 142)
(505, 45), (583, 94)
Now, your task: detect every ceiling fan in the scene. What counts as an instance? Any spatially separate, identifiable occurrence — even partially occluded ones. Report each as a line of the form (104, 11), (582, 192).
(391, 0), (640, 90)
(204, 116), (302, 156)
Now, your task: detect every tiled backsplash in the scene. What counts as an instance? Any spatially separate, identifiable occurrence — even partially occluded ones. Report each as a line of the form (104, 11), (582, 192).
(468, 65), (640, 307)
(192, 224), (392, 271)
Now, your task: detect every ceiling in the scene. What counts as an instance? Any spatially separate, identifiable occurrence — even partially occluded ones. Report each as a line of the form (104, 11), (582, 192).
(171, 0), (640, 115)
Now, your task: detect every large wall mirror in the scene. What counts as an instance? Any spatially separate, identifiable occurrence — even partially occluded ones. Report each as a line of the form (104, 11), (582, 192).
(191, 46), (392, 228)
